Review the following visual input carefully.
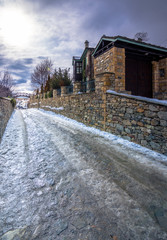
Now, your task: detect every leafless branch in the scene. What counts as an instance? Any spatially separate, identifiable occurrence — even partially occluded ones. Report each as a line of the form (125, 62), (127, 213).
(134, 32), (149, 42)
(31, 58), (53, 86)
(0, 70), (13, 97)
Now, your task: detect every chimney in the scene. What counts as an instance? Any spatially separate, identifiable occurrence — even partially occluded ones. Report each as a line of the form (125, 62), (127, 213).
(85, 40), (89, 48)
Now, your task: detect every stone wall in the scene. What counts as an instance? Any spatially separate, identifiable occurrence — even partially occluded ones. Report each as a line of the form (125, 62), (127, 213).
(84, 48), (94, 81)
(152, 58), (167, 100)
(31, 92), (104, 130)
(94, 47), (126, 92)
(29, 90), (167, 155)
(106, 92), (167, 155)
(0, 98), (14, 142)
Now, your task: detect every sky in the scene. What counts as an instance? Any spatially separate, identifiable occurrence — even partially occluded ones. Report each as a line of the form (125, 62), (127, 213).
(0, 0), (167, 93)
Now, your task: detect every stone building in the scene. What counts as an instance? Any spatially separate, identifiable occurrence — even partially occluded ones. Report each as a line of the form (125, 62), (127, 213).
(80, 40), (95, 82)
(72, 56), (82, 82)
(72, 41), (95, 91)
(93, 35), (167, 100)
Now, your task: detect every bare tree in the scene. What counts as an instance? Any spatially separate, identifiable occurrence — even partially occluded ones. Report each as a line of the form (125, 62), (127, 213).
(0, 70), (13, 97)
(134, 32), (149, 42)
(31, 59), (53, 87)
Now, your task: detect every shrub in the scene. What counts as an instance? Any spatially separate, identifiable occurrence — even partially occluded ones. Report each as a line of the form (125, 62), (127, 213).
(45, 93), (48, 99)
(49, 90), (53, 98)
(10, 98), (16, 108)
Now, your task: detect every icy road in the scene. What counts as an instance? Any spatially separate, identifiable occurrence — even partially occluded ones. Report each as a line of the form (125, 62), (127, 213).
(0, 109), (167, 240)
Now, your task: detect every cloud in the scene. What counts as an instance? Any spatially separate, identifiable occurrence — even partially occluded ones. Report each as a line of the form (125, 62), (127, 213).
(0, 55), (8, 66)
(25, 0), (83, 11)
(13, 78), (27, 85)
(0, 0), (167, 93)
(38, 56), (47, 59)
(8, 62), (29, 71)
(23, 58), (33, 64)
(14, 80), (35, 93)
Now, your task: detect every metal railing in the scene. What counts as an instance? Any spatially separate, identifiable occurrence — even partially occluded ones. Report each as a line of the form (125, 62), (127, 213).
(80, 80), (95, 93)
(66, 85), (73, 94)
(81, 81), (87, 93)
(57, 88), (61, 96)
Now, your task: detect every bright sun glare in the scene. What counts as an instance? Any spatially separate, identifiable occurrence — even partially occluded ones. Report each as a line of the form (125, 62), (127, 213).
(0, 7), (34, 47)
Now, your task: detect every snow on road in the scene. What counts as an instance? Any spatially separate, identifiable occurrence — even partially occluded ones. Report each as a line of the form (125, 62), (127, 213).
(0, 108), (167, 240)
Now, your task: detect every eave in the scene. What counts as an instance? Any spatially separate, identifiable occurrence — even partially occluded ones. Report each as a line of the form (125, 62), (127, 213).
(81, 48), (95, 61)
(81, 48), (88, 61)
(93, 36), (167, 59)
(72, 56), (82, 65)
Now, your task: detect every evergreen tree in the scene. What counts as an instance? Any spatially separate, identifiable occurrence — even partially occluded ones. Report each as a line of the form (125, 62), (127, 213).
(44, 75), (51, 92)
(51, 68), (71, 89)
(41, 84), (44, 94)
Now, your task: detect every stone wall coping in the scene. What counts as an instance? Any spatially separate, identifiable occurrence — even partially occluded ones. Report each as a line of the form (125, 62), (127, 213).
(0, 97), (11, 101)
(106, 90), (167, 107)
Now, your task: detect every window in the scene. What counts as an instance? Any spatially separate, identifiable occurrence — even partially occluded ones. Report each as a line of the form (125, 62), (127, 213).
(159, 68), (165, 78)
(76, 62), (82, 67)
(76, 67), (82, 74)
(76, 62), (82, 74)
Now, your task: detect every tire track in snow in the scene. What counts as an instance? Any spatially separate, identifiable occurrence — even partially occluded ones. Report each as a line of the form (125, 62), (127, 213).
(22, 109), (167, 239)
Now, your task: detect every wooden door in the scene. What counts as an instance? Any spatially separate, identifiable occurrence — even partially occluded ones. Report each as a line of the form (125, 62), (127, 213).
(125, 55), (152, 98)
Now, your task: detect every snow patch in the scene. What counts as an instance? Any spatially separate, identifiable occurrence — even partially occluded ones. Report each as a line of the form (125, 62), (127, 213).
(36, 108), (167, 165)
(107, 90), (167, 106)
(41, 106), (64, 111)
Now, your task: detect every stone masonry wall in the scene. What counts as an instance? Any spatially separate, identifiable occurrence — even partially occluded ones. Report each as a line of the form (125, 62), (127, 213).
(0, 98), (14, 142)
(29, 91), (167, 155)
(94, 47), (126, 92)
(152, 58), (167, 100)
(30, 92), (104, 130)
(106, 92), (167, 155)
